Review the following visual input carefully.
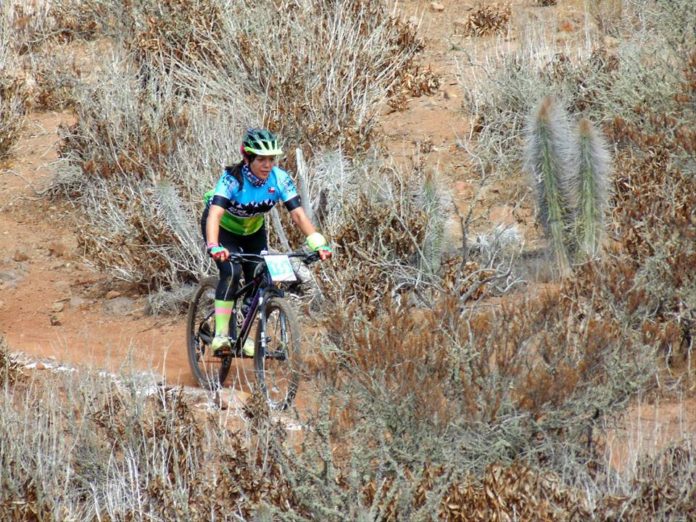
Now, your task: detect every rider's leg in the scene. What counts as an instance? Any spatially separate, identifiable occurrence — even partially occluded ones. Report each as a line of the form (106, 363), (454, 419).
(201, 209), (243, 352)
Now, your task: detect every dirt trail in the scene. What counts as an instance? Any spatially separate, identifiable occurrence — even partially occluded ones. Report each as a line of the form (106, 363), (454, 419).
(0, 111), (194, 385)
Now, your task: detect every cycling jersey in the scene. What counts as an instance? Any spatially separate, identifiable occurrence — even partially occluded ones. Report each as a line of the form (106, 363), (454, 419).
(204, 164), (301, 235)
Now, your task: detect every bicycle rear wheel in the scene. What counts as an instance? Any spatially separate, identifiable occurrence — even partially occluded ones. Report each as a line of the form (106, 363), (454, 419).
(254, 297), (301, 410)
(186, 277), (231, 390)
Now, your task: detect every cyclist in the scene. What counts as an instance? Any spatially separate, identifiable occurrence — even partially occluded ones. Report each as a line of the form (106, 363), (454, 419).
(202, 128), (332, 356)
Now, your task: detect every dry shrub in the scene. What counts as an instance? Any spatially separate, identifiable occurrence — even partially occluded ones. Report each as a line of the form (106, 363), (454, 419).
(328, 192), (428, 315)
(54, 66), (207, 289)
(46, 0), (106, 42)
(0, 336), (23, 386)
(25, 51), (80, 111)
(121, 0), (225, 71)
(0, 74), (26, 160)
(316, 271), (653, 468)
(588, 0), (623, 36)
(458, 4), (511, 37)
(73, 178), (204, 289)
(598, 73), (696, 368)
(7, 0), (107, 54)
(222, 0), (426, 157)
(294, 158), (453, 315)
(0, 14), (27, 160)
(441, 462), (590, 520)
(387, 63), (441, 112)
(59, 77), (189, 180)
(290, 272), (657, 517)
(596, 443), (696, 519)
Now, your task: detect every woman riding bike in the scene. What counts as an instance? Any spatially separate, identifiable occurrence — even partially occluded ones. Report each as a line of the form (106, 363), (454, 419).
(202, 128), (332, 356)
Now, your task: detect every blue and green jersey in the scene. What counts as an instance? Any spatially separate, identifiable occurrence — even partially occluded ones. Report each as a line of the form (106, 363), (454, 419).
(204, 164), (301, 235)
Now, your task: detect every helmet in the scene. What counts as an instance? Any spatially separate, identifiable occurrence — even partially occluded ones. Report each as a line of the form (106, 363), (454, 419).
(241, 128), (283, 156)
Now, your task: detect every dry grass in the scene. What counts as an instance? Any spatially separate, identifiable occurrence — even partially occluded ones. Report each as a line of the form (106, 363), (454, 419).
(457, 3), (512, 38)
(0, 0), (695, 518)
(0, 6), (28, 159)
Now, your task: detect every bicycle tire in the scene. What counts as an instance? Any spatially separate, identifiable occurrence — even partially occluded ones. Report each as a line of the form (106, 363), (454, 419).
(254, 297), (302, 410)
(186, 277), (231, 390)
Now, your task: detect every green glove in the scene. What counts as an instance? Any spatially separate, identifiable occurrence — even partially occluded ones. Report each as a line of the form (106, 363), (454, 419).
(306, 232), (331, 252)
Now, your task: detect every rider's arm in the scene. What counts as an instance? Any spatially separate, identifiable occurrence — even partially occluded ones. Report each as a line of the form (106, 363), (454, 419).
(289, 207), (332, 260)
(206, 205), (230, 261)
(206, 204), (226, 244)
(288, 206), (317, 237)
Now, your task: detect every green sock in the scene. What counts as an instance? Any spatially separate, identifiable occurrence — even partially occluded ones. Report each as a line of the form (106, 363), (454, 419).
(214, 300), (234, 337)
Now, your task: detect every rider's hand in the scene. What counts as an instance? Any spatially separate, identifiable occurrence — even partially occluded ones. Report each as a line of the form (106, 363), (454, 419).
(207, 243), (229, 262)
(306, 232), (332, 261)
(318, 246), (332, 261)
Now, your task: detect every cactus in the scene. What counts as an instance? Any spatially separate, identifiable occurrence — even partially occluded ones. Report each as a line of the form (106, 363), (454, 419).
(524, 96), (576, 277)
(573, 118), (612, 260)
(421, 172), (446, 275)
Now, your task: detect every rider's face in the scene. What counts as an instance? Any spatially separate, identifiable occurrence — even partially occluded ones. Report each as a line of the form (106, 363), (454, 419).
(248, 156), (276, 179)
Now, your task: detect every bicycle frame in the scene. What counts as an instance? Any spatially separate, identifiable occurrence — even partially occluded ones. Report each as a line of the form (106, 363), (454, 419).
(223, 256), (286, 357)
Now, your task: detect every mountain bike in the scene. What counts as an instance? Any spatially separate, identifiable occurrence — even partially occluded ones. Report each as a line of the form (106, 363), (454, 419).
(186, 250), (319, 410)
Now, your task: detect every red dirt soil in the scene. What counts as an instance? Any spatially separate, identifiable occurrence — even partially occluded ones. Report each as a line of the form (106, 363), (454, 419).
(0, 111), (193, 384)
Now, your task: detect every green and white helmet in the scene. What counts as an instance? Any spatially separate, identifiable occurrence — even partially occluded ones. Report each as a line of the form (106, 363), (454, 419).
(241, 128), (283, 156)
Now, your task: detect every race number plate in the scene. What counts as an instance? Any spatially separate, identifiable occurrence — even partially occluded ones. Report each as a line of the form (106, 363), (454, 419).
(264, 255), (297, 282)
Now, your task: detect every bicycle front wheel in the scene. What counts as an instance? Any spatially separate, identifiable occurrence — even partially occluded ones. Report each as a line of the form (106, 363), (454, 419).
(186, 277), (231, 390)
(254, 297), (302, 410)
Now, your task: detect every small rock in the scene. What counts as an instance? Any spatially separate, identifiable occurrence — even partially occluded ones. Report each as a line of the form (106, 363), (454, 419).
(0, 270), (18, 282)
(47, 241), (69, 258)
(36, 363), (46, 370)
(50, 315), (62, 326)
(430, 2), (444, 12)
(105, 290), (122, 299)
(69, 296), (88, 308)
(103, 296), (135, 316)
(13, 251), (29, 262)
(51, 301), (65, 313)
(54, 280), (71, 293)
(0, 270), (22, 288)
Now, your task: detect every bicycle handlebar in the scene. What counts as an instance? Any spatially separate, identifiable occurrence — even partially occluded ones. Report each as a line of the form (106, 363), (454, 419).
(226, 250), (320, 266)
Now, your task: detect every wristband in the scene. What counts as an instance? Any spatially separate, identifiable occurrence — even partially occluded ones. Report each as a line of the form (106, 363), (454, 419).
(206, 242), (219, 249)
(306, 232), (327, 251)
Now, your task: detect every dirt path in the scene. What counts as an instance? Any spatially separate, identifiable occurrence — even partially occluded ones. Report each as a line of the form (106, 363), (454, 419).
(0, 111), (195, 385)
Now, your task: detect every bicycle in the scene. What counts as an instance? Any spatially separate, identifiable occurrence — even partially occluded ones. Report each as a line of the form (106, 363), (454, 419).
(186, 249), (319, 410)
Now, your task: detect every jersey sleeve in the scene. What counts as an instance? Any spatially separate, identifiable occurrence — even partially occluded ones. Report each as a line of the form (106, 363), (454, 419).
(274, 167), (302, 211)
(274, 167), (299, 202)
(210, 170), (239, 207)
